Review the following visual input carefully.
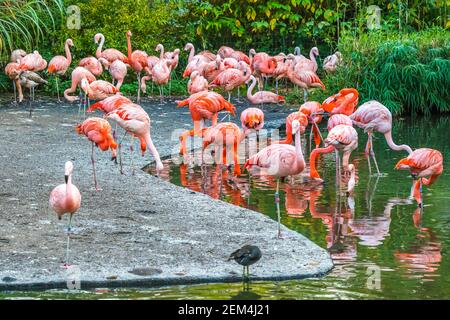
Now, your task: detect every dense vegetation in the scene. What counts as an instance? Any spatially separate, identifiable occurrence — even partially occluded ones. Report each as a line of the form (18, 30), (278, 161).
(0, 0), (448, 114)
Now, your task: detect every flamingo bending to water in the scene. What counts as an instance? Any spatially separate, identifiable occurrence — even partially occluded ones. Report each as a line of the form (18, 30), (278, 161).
(299, 101), (324, 150)
(49, 161), (81, 266)
(64, 67), (96, 102)
(395, 148), (443, 207)
(48, 39), (74, 101)
(350, 100), (413, 175)
(76, 117), (118, 190)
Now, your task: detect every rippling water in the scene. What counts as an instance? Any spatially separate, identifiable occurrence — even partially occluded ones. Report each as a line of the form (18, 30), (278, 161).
(2, 116), (449, 299)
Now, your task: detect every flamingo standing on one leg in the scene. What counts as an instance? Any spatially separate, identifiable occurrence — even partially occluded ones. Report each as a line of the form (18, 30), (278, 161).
(176, 91), (236, 156)
(48, 39), (74, 101)
(395, 148), (443, 207)
(5, 49), (27, 103)
(106, 103), (164, 172)
(350, 100), (413, 176)
(76, 117), (118, 190)
(245, 120), (305, 238)
(49, 161), (81, 267)
(310, 124), (358, 194)
(126, 31), (148, 103)
(245, 75), (285, 105)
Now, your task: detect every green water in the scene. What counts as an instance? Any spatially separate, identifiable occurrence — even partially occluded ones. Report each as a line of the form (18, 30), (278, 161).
(2, 116), (449, 299)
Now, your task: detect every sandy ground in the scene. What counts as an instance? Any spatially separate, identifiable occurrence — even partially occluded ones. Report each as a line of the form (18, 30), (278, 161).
(0, 94), (333, 290)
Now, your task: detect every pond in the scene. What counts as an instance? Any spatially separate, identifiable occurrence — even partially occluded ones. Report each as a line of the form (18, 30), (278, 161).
(2, 115), (449, 300)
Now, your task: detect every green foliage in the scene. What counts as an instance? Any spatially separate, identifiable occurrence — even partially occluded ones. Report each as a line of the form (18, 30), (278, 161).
(0, 0), (63, 62)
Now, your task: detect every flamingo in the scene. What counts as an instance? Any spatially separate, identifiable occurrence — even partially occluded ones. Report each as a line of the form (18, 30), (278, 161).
(98, 57), (127, 90)
(202, 122), (245, 176)
(49, 161), (81, 266)
(240, 107), (265, 133)
(327, 114), (353, 131)
(245, 75), (285, 105)
(126, 30), (148, 102)
(176, 91), (236, 156)
(295, 47), (320, 72)
(222, 57), (240, 70)
(151, 44), (171, 102)
(76, 117), (118, 190)
(183, 43), (215, 78)
(278, 111), (308, 144)
(395, 148), (443, 207)
(272, 53), (289, 94)
(94, 33), (127, 63)
(249, 49), (277, 89)
(201, 56), (225, 82)
(80, 78), (119, 112)
(350, 100), (413, 175)
(323, 52), (343, 73)
(209, 61), (250, 101)
(106, 103), (164, 172)
(78, 57), (103, 76)
(187, 71), (208, 94)
(5, 50), (26, 103)
(299, 101), (324, 150)
(286, 54), (325, 102)
(48, 39), (74, 101)
(310, 124), (358, 194)
(245, 120), (305, 238)
(87, 95), (132, 114)
(18, 71), (47, 116)
(321, 88), (359, 116)
(217, 46), (235, 58)
(64, 67), (96, 102)
(164, 48), (180, 94)
(18, 50), (47, 72)
(230, 50), (251, 65)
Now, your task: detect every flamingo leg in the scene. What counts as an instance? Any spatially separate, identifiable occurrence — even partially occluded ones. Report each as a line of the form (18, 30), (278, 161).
(233, 137), (241, 176)
(28, 87), (33, 118)
(56, 75), (61, 102)
(369, 133), (381, 175)
(309, 125), (313, 153)
(276, 78), (279, 95)
(137, 72), (141, 103)
(227, 92), (231, 102)
(13, 80), (17, 103)
(91, 142), (99, 191)
(303, 89), (308, 102)
(365, 135), (372, 176)
(275, 178), (282, 239)
(129, 135), (135, 175)
(65, 226), (71, 266)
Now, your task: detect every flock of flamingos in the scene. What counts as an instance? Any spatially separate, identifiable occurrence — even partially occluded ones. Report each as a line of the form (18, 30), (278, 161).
(3, 31), (444, 266)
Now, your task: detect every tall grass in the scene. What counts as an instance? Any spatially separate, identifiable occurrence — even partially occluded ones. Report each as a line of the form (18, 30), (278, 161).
(0, 0), (63, 62)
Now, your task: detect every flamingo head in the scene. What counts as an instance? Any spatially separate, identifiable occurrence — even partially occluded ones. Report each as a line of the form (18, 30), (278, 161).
(80, 77), (89, 93)
(155, 44), (163, 52)
(64, 161), (74, 183)
(249, 48), (256, 57)
(184, 43), (193, 51)
(245, 75), (255, 85)
(126, 30), (132, 37)
(321, 92), (340, 113)
(311, 47), (320, 57)
(94, 33), (102, 44)
(291, 120), (301, 135)
(190, 70), (199, 79)
(346, 164), (356, 196)
(174, 48), (180, 56)
(294, 46), (301, 56)
(66, 39), (74, 47)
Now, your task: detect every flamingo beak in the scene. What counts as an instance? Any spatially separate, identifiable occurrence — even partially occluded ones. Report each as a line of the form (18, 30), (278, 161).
(65, 175), (69, 184)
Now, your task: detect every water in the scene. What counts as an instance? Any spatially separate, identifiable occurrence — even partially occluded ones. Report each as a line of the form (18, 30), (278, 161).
(2, 116), (449, 299)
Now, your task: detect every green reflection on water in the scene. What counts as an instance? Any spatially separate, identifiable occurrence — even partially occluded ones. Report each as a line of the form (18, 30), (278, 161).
(2, 116), (449, 300)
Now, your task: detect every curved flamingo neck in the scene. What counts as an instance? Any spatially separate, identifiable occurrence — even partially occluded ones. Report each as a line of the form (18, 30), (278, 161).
(309, 145), (334, 179)
(188, 45), (195, 62)
(144, 131), (163, 168)
(158, 45), (164, 59)
(65, 41), (72, 65)
(384, 131), (413, 154)
(294, 128), (305, 169)
(96, 34), (105, 59)
(309, 49), (317, 63)
(247, 77), (256, 99)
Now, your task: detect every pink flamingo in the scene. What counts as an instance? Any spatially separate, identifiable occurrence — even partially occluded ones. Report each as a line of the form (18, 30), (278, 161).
(64, 67), (96, 102)
(210, 61), (251, 101)
(5, 49), (26, 103)
(87, 94), (132, 114)
(48, 38), (74, 101)
(278, 111), (308, 145)
(201, 56), (225, 82)
(350, 100), (413, 175)
(151, 44), (171, 102)
(94, 33), (127, 63)
(249, 49), (277, 89)
(299, 101), (324, 150)
(106, 103), (164, 172)
(80, 78), (119, 116)
(18, 51), (47, 71)
(188, 71), (208, 94)
(126, 31), (148, 102)
(245, 75), (285, 105)
(78, 57), (103, 76)
(395, 148), (443, 207)
(98, 58), (127, 90)
(295, 47), (320, 72)
(76, 117), (118, 190)
(164, 48), (180, 94)
(245, 120), (305, 238)
(327, 114), (353, 131)
(217, 46), (235, 58)
(49, 161), (81, 266)
(310, 124), (358, 193)
(286, 54), (325, 102)
(183, 43), (215, 78)
(272, 53), (289, 94)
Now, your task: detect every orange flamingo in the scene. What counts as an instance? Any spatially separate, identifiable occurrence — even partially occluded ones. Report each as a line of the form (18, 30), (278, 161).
(350, 100), (413, 175)
(87, 95), (132, 114)
(321, 88), (359, 116)
(395, 148), (443, 207)
(278, 111), (308, 145)
(177, 91), (236, 156)
(49, 161), (81, 266)
(126, 31), (148, 102)
(240, 107), (265, 133)
(64, 67), (96, 102)
(76, 117), (118, 190)
(245, 75), (285, 105)
(48, 39), (74, 101)
(188, 71), (208, 94)
(299, 101), (324, 150)
(5, 49), (26, 103)
(310, 124), (358, 193)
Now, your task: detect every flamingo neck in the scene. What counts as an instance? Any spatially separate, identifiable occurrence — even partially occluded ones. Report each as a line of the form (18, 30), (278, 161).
(126, 34), (132, 60)
(309, 145), (334, 179)
(188, 45), (195, 63)
(65, 41), (72, 65)
(247, 77), (256, 99)
(65, 174), (75, 205)
(309, 49), (317, 65)
(384, 131), (413, 154)
(158, 45), (164, 60)
(294, 129), (305, 170)
(144, 132), (163, 169)
(96, 34), (105, 58)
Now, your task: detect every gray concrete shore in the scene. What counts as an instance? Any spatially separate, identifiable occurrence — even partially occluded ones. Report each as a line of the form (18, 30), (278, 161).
(0, 95), (333, 291)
